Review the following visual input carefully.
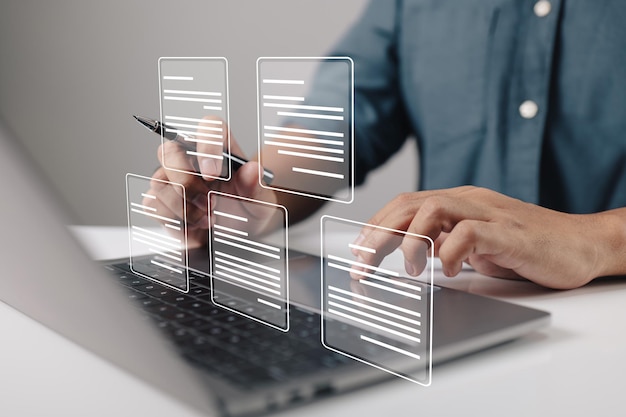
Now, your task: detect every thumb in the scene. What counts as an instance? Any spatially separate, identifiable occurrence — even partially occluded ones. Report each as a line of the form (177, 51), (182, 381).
(234, 161), (276, 202)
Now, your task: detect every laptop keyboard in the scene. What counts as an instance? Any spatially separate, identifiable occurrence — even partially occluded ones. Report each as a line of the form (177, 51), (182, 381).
(106, 260), (353, 390)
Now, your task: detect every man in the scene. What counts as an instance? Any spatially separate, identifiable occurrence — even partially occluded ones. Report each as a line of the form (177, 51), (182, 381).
(147, 0), (626, 289)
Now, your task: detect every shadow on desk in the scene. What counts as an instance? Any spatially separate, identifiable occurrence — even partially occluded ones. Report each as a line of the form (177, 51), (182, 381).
(434, 272), (626, 301)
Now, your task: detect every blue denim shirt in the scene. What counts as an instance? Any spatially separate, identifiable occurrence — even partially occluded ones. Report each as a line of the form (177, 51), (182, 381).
(304, 0), (626, 214)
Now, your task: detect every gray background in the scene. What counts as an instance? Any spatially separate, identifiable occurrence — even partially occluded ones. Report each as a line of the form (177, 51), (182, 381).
(0, 0), (416, 231)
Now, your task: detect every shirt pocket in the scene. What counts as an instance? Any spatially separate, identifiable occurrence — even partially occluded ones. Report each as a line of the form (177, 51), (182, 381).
(399, 0), (499, 146)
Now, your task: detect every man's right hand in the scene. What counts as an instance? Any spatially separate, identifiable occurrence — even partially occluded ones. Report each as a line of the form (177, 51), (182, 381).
(142, 118), (279, 247)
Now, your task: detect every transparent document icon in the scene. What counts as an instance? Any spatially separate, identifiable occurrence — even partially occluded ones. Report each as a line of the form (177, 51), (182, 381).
(208, 191), (289, 331)
(159, 57), (231, 180)
(321, 216), (434, 385)
(257, 57), (353, 202)
(126, 174), (189, 292)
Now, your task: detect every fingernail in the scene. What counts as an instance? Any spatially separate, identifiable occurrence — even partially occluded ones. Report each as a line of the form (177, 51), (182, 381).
(192, 194), (208, 210)
(201, 158), (219, 176)
(404, 259), (416, 276)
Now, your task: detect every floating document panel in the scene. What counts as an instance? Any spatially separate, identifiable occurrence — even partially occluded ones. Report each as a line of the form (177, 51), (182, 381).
(126, 174), (189, 292)
(257, 57), (353, 203)
(321, 216), (433, 385)
(208, 191), (289, 331)
(159, 57), (231, 180)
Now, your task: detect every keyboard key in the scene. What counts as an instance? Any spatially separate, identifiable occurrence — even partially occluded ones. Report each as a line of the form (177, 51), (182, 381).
(188, 286), (211, 297)
(125, 290), (148, 301)
(148, 288), (173, 298)
(176, 316), (212, 330)
(161, 294), (194, 305)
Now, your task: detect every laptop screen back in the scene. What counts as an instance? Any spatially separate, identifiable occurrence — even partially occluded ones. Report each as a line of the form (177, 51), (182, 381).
(0, 120), (218, 415)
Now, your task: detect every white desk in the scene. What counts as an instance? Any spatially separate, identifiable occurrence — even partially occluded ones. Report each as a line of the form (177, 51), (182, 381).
(2, 226), (625, 417)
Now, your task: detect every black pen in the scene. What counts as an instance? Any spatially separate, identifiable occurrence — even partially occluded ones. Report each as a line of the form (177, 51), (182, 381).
(133, 115), (274, 184)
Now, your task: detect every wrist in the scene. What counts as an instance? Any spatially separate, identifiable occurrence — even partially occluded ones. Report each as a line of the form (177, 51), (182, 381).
(587, 210), (626, 278)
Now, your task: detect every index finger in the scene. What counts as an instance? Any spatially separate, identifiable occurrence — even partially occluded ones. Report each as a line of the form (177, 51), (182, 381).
(350, 224), (404, 273)
(193, 117), (228, 178)
(350, 192), (438, 272)
(158, 140), (212, 198)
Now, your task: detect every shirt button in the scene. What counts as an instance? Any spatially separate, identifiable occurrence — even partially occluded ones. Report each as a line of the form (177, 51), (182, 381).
(519, 100), (539, 119)
(534, 0), (552, 17)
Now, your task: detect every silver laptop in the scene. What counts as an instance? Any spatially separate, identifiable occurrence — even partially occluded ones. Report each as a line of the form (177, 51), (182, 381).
(0, 120), (550, 416)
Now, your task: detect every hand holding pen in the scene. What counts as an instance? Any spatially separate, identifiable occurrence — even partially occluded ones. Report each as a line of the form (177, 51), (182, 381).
(134, 115), (279, 247)
(133, 116), (274, 184)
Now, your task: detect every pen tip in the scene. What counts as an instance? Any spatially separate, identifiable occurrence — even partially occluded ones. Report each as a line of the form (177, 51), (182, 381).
(133, 115), (157, 130)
